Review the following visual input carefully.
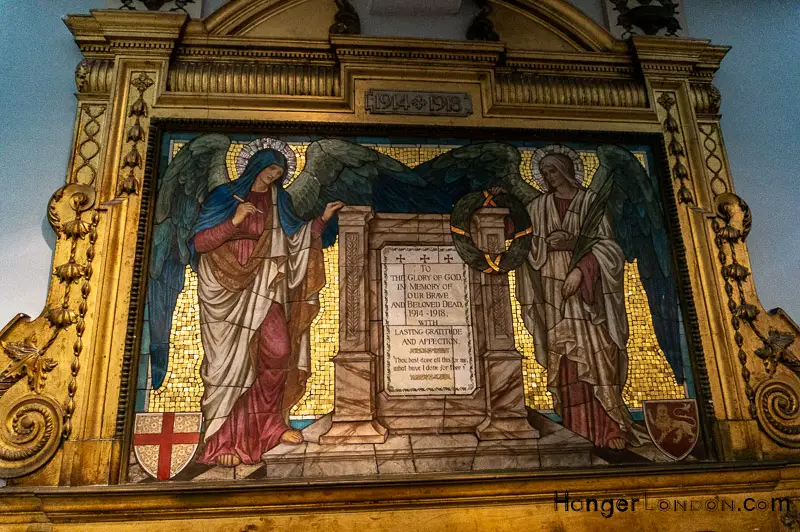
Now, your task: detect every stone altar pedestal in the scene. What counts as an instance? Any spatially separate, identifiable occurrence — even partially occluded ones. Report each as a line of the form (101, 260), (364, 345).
(262, 208), (599, 476)
(322, 207), (537, 442)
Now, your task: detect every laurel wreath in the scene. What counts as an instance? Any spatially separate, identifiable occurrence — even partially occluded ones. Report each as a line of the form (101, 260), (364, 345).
(450, 191), (533, 274)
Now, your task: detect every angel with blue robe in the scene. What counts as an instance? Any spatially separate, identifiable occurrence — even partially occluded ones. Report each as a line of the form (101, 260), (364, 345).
(150, 139), (343, 467)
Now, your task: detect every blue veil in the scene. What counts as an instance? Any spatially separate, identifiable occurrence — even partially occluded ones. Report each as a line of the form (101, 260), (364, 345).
(188, 148), (335, 268)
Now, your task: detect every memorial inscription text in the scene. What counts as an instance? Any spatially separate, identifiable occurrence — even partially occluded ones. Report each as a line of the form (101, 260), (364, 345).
(382, 246), (476, 396)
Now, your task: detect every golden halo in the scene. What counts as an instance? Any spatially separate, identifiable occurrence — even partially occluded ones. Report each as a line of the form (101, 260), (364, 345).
(530, 144), (585, 191)
(235, 137), (297, 183)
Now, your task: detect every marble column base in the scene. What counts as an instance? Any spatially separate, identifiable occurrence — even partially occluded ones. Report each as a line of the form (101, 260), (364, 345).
(478, 350), (540, 440)
(476, 416), (540, 441)
(260, 411), (594, 480)
(319, 419), (388, 444)
(320, 349), (387, 444)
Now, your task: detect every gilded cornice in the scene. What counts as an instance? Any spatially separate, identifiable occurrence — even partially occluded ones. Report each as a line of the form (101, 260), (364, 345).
(331, 36), (505, 66)
(175, 30), (336, 62)
(63, 11), (733, 118)
(64, 11), (187, 58)
(174, 45), (336, 64)
(504, 50), (636, 78)
(633, 36), (730, 79)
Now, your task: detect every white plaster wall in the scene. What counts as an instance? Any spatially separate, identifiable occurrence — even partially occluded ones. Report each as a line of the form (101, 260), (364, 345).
(0, 0), (797, 327)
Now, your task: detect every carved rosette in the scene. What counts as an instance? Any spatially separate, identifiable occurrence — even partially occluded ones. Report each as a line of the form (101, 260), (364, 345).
(0, 184), (101, 477)
(710, 193), (800, 448)
(657, 92), (693, 204)
(119, 72), (155, 196)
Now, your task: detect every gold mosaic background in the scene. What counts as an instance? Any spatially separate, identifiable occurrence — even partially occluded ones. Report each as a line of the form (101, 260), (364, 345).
(148, 139), (684, 416)
(148, 266), (203, 412)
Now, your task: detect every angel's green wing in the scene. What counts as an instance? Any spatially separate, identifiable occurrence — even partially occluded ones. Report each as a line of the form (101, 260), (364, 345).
(147, 133), (231, 389)
(286, 139), (538, 218)
(417, 142), (540, 205)
(577, 145), (684, 382)
(286, 139), (421, 219)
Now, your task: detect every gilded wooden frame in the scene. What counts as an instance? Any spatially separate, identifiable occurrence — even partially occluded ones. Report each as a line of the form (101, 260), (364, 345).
(2, 0), (799, 528)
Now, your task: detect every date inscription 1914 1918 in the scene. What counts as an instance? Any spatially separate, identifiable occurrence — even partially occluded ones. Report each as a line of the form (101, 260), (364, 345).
(365, 89), (473, 117)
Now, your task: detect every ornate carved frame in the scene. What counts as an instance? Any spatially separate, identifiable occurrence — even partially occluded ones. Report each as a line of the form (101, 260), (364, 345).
(2, 0), (799, 528)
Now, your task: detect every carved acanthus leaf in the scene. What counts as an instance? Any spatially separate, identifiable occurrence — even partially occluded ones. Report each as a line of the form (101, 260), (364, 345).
(755, 330), (796, 363)
(0, 335), (58, 396)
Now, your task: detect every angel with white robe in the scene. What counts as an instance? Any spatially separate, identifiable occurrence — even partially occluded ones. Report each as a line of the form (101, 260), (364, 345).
(514, 152), (649, 449)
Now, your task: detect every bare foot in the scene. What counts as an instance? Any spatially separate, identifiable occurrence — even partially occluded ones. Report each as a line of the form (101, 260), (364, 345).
(215, 453), (241, 467)
(607, 437), (627, 450)
(280, 429), (304, 445)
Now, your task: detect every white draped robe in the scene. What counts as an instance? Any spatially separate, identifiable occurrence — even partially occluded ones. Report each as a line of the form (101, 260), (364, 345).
(196, 186), (318, 441)
(515, 189), (647, 444)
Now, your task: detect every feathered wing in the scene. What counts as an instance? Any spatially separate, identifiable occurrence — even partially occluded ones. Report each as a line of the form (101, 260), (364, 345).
(575, 145), (685, 383)
(286, 138), (420, 219)
(285, 139), (539, 219)
(415, 141), (541, 205)
(147, 133), (232, 389)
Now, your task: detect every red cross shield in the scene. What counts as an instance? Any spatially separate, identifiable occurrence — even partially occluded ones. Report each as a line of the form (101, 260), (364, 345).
(133, 412), (202, 480)
(643, 399), (700, 461)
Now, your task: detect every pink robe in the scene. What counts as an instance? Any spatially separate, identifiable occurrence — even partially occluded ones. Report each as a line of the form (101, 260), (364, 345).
(193, 190), (324, 464)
